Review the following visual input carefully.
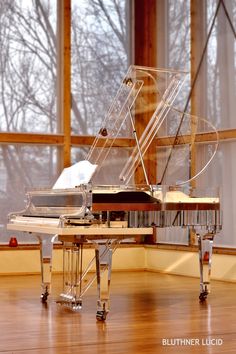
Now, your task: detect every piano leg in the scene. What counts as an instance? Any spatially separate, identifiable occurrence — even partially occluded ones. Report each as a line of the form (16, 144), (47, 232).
(37, 234), (58, 303)
(197, 232), (214, 302)
(95, 242), (113, 321)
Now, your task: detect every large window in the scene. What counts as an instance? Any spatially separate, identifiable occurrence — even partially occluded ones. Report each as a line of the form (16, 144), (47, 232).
(0, 0), (57, 133)
(0, 144), (58, 242)
(191, 0), (236, 247)
(156, 0), (236, 247)
(0, 0), (130, 244)
(0, 0), (58, 243)
(71, 0), (130, 135)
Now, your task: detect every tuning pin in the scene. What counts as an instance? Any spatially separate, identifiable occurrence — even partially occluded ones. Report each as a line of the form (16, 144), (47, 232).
(9, 237), (18, 247)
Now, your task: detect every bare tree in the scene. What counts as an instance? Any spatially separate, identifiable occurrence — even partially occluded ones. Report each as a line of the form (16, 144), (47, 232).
(71, 0), (129, 134)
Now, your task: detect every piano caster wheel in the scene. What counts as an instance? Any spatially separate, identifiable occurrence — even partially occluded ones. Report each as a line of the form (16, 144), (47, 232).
(41, 287), (49, 303)
(199, 291), (208, 302)
(96, 310), (108, 321)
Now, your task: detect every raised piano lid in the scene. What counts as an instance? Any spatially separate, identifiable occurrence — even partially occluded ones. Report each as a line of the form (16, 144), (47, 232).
(83, 66), (219, 187)
(86, 65), (189, 186)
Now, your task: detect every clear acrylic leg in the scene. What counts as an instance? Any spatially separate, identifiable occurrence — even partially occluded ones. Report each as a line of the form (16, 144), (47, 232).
(37, 234), (58, 302)
(95, 243), (113, 321)
(197, 232), (214, 302)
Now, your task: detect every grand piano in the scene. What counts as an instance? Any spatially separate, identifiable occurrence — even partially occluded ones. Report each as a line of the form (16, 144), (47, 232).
(7, 66), (222, 321)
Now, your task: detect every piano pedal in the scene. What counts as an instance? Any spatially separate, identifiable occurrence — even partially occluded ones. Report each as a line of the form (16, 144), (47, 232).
(56, 297), (83, 311)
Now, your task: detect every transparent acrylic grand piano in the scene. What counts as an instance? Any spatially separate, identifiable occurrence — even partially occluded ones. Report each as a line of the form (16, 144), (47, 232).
(7, 65), (222, 321)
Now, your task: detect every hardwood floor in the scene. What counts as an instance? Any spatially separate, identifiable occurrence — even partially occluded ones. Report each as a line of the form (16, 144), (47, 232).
(0, 271), (235, 353)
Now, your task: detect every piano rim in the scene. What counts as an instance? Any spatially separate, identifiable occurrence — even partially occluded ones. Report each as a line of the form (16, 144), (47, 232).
(91, 202), (221, 211)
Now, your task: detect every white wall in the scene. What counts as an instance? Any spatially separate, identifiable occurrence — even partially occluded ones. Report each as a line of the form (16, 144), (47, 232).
(0, 246), (235, 283)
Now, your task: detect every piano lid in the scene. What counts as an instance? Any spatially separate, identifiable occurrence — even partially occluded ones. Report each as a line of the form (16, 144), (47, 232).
(84, 65), (219, 187)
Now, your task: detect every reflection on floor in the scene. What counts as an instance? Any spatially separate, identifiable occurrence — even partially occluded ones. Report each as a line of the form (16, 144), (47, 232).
(0, 271), (235, 353)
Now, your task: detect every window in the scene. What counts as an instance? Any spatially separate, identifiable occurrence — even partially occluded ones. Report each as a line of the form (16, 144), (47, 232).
(0, 0), (57, 133)
(0, 0), (130, 244)
(156, 0), (236, 247)
(71, 0), (130, 135)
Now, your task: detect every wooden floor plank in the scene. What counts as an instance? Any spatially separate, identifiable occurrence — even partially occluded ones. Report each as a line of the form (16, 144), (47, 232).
(0, 272), (235, 353)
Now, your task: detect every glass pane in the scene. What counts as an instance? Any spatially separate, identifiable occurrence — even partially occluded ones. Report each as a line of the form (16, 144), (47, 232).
(157, 0), (236, 248)
(0, 0), (57, 133)
(204, 0), (236, 129)
(196, 141), (236, 248)
(164, 0), (191, 108)
(71, 0), (130, 135)
(71, 146), (90, 164)
(191, 1), (236, 247)
(0, 145), (59, 243)
(167, 0), (190, 69)
(191, 0), (236, 128)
